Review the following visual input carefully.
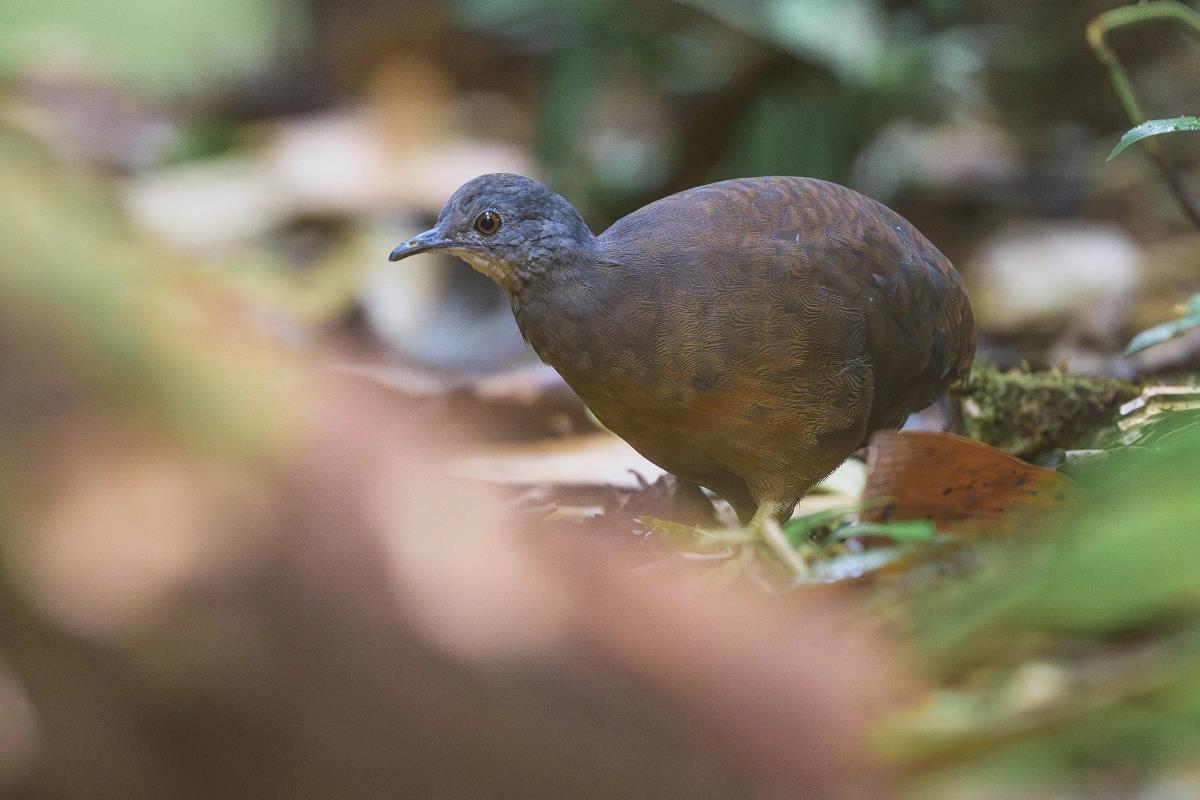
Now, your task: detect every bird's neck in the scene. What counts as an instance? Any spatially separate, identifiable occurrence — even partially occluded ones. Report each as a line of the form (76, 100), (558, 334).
(509, 245), (620, 347)
(517, 245), (610, 296)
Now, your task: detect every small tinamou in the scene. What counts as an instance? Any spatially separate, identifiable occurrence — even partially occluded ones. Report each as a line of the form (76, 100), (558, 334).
(389, 174), (975, 528)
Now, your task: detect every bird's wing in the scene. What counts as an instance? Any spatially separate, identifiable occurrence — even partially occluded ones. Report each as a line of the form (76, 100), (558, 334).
(599, 176), (975, 428)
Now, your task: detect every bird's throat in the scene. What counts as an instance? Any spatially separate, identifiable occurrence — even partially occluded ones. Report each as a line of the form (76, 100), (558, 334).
(448, 248), (523, 292)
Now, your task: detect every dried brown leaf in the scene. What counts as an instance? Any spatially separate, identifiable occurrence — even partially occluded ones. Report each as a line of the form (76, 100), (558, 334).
(862, 431), (1079, 534)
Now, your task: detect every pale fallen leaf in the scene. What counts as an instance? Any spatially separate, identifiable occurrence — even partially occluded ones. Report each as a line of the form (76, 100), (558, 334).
(450, 432), (666, 490)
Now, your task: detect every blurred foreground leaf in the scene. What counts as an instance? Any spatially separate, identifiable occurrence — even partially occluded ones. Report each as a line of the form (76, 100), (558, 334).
(0, 128), (297, 466)
(890, 411), (1200, 793)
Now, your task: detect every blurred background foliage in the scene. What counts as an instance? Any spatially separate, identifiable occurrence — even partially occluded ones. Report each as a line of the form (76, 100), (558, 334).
(4, 0), (1198, 373)
(17, 4), (1192, 362)
(3, 1), (1200, 798)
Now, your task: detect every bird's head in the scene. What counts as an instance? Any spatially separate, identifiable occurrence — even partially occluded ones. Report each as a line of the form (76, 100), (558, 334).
(388, 173), (599, 291)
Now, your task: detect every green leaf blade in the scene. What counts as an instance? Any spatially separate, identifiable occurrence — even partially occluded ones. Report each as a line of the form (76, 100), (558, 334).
(1124, 294), (1200, 356)
(1108, 116), (1200, 161)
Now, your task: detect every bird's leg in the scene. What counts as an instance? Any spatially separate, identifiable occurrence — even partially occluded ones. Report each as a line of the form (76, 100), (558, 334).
(944, 387), (969, 436)
(748, 501), (808, 577)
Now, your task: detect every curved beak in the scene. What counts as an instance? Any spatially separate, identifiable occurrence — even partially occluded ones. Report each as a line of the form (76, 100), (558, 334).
(388, 228), (453, 261)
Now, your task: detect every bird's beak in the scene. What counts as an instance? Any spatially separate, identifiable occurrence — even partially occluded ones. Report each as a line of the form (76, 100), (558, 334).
(388, 228), (453, 261)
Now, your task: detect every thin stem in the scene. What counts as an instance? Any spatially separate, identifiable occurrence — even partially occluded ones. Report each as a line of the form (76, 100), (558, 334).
(1087, 1), (1200, 228)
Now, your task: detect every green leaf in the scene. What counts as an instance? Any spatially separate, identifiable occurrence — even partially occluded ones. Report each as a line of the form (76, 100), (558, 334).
(1108, 116), (1200, 161)
(833, 519), (937, 543)
(783, 504), (862, 544)
(1124, 294), (1200, 356)
(782, 501), (934, 546)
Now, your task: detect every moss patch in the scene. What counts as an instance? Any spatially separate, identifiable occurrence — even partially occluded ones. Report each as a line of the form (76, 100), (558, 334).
(964, 365), (1139, 463)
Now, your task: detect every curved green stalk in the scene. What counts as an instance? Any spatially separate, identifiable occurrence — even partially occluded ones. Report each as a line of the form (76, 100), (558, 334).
(1087, 1), (1200, 227)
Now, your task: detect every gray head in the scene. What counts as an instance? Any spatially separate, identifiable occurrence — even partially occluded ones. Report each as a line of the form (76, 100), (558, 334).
(388, 173), (599, 291)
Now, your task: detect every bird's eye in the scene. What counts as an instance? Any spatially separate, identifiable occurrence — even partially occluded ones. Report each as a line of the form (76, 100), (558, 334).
(473, 210), (502, 236)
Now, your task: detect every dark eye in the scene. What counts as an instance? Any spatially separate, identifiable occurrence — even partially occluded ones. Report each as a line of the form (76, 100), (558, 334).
(473, 210), (501, 236)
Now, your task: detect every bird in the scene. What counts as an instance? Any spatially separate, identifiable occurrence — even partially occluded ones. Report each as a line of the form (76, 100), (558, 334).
(389, 174), (975, 531)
